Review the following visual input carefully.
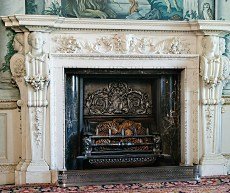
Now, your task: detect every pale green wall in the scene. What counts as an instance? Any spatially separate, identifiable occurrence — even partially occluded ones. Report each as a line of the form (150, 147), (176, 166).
(0, 0), (25, 100)
(217, 1), (230, 20)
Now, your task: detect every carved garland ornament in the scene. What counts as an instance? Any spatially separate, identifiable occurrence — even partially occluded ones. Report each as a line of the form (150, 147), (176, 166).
(53, 35), (191, 55)
(24, 75), (50, 91)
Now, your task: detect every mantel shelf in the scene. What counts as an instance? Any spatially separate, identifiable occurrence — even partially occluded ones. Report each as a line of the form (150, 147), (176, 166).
(1, 15), (230, 34)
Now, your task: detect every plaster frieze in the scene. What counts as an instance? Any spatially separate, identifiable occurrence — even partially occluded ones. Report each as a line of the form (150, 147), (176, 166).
(52, 35), (191, 55)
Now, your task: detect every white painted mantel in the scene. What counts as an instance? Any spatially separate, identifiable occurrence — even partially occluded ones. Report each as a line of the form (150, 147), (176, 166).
(1, 15), (230, 184)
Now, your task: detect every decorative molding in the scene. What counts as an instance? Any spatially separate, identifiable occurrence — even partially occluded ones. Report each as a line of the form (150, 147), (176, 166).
(53, 35), (191, 55)
(1, 15), (230, 33)
(0, 164), (16, 173)
(0, 100), (18, 109)
(222, 96), (230, 105)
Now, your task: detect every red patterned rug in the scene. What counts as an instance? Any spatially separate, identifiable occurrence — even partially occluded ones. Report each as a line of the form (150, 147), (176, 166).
(0, 176), (229, 193)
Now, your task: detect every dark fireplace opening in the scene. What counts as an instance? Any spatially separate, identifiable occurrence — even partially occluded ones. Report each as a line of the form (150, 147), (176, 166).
(65, 69), (181, 170)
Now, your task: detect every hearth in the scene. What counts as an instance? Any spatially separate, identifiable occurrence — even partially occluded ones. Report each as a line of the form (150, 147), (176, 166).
(65, 69), (181, 170)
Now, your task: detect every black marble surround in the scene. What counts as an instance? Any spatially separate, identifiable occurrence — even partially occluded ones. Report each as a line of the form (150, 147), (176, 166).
(65, 69), (181, 170)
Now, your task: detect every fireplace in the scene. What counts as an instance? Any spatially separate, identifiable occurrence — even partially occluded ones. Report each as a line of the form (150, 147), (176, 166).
(2, 15), (229, 185)
(65, 69), (181, 170)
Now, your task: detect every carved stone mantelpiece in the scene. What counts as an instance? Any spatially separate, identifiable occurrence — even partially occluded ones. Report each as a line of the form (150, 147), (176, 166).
(1, 15), (230, 184)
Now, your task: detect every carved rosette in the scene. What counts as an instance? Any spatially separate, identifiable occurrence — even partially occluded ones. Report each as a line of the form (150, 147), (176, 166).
(53, 34), (191, 55)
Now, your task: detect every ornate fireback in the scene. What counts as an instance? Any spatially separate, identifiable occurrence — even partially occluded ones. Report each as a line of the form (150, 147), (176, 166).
(84, 82), (152, 115)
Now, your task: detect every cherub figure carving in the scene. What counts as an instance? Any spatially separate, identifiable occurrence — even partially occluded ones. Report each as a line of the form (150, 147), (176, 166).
(65, 0), (116, 19)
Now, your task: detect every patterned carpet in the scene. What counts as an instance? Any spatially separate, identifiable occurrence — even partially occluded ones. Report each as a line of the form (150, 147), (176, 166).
(0, 176), (229, 193)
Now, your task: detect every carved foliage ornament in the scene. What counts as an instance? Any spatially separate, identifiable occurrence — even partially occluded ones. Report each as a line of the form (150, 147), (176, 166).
(24, 75), (50, 91)
(33, 107), (43, 146)
(85, 82), (151, 115)
(53, 35), (191, 55)
(205, 105), (214, 140)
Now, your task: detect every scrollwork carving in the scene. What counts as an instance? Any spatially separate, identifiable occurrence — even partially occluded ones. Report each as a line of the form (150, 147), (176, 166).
(85, 82), (151, 115)
(52, 35), (191, 55)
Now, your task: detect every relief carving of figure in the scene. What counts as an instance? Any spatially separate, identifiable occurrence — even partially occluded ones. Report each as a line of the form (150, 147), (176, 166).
(200, 36), (221, 104)
(219, 38), (230, 81)
(25, 32), (49, 92)
(10, 33), (25, 82)
(25, 32), (50, 169)
(65, 0), (117, 19)
(200, 36), (220, 86)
